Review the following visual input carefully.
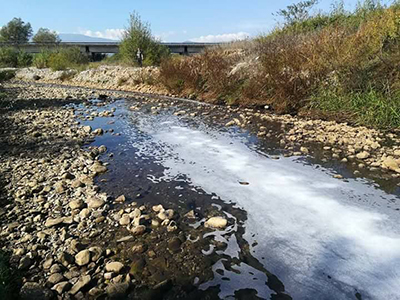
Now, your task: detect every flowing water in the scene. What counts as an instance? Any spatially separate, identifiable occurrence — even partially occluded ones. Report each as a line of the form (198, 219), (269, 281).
(74, 96), (400, 300)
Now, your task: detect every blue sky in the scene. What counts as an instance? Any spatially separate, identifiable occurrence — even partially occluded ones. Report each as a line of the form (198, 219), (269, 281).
(1, 0), (371, 42)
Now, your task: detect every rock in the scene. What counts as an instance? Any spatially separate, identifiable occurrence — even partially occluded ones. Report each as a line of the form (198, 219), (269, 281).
(119, 214), (130, 226)
(105, 261), (124, 273)
(75, 249), (91, 266)
(92, 128), (104, 135)
(43, 258), (53, 270)
(131, 244), (146, 254)
(79, 208), (90, 219)
(71, 179), (84, 188)
(382, 157), (400, 172)
(47, 273), (64, 285)
(130, 225), (146, 236)
(59, 251), (75, 267)
(106, 282), (130, 299)
(82, 126), (92, 133)
(98, 145), (107, 153)
(168, 237), (182, 253)
(69, 199), (84, 210)
(50, 264), (62, 274)
(356, 151), (370, 160)
(157, 209), (174, 220)
(300, 147), (309, 154)
(152, 204), (164, 212)
(19, 256), (33, 270)
(91, 162), (107, 174)
(205, 217), (228, 229)
(20, 282), (53, 300)
(69, 275), (91, 295)
(184, 210), (196, 219)
(129, 257), (146, 275)
(115, 195), (126, 203)
(117, 236), (134, 243)
(45, 217), (64, 228)
(131, 208), (141, 218)
(88, 287), (104, 298)
(87, 197), (105, 209)
(52, 281), (71, 294)
(54, 182), (65, 193)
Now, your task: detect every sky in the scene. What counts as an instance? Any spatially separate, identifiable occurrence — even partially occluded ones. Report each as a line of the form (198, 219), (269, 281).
(0, 0), (375, 42)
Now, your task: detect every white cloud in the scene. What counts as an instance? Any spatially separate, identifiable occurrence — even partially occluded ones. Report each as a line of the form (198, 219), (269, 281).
(190, 32), (250, 43)
(154, 31), (176, 42)
(78, 28), (125, 40)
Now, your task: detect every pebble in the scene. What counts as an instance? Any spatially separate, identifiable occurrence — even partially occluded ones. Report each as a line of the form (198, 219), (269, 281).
(205, 217), (228, 229)
(75, 249), (91, 266)
(105, 261), (124, 273)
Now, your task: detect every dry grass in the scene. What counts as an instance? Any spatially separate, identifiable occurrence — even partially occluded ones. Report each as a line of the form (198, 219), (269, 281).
(159, 4), (400, 128)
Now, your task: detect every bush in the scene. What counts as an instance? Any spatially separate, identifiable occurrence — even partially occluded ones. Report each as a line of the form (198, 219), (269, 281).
(16, 51), (32, 67)
(120, 11), (169, 66)
(0, 47), (18, 67)
(32, 51), (51, 69)
(159, 1), (400, 128)
(0, 48), (32, 68)
(48, 47), (89, 71)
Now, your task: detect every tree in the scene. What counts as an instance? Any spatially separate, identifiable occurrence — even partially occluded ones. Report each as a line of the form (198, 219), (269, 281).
(32, 28), (61, 44)
(276, 0), (319, 25)
(120, 11), (169, 66)
(0, 18), (33, 43)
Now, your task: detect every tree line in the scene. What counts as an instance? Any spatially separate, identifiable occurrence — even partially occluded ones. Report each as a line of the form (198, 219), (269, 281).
(0, 18), (60, 44)
(0, 13), (169, 67)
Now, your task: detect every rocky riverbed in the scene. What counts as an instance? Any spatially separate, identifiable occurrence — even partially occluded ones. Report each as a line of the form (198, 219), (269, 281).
(0, 81), (400, 300)
(0, 83), (242, 299)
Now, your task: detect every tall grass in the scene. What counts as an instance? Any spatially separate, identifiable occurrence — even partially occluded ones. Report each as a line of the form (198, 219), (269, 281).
(159, 1), (400, 129)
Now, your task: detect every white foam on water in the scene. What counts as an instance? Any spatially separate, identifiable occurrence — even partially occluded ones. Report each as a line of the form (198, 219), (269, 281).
(127, 116), (400, 299)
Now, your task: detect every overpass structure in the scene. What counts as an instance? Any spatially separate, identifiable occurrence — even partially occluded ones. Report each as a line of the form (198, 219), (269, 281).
(0, 42), (219, 56)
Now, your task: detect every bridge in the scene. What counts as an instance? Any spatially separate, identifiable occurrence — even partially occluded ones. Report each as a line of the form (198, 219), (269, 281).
(0, 42), (219, 56)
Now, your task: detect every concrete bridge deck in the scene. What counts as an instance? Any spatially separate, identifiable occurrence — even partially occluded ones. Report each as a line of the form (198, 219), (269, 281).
(0, 42), (219, 55)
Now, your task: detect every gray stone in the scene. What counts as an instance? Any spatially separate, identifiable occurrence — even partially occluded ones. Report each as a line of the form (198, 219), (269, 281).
(47, 273), (64, 285)
(45, 217), (64, 227)
(69, 275), (91, 295)
(75, 249), (91, 266)
(105, 261), (124, 273)
(87, 197), (105, 209)
(20, 282), (53, 300)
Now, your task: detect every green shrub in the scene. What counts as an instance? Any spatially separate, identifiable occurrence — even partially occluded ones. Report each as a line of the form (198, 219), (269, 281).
(33, 51), (51, 68)
(0, 47), (18, 67)
(48, 47), (89, 71)
(310, 87), (400, 128)
(0, 48), (32, 68)
(16, 51), (32, 67)
(120, 11), (170, 66)
(159, 1), (400, 128)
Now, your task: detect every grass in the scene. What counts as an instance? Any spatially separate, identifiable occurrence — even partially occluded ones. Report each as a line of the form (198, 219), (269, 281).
(310, 88), (400, 129)
(159, 1), (400, 129)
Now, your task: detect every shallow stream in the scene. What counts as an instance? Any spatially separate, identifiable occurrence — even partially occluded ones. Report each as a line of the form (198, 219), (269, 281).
(72, 96), (400, 300)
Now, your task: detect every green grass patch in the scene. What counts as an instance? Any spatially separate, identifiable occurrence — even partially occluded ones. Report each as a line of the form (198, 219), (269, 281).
(310, 87), (400, 129)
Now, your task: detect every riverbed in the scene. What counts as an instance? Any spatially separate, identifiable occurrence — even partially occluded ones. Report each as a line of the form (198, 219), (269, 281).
(74, 95), (400, 300)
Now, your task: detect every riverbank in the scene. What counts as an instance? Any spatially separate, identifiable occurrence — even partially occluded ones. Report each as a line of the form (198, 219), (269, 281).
(4, 76), (400, 181)
(0, 81), (399, 299)
(0, 83), (244, 299)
